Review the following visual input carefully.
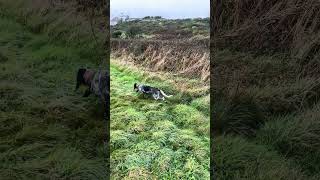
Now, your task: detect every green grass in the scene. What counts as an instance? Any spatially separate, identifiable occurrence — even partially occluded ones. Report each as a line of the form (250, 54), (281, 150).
(213, 48), (320, 179)
(0, 13), (107, 179)
(213, 136), (309, 179)
(110, 62), (209, 179)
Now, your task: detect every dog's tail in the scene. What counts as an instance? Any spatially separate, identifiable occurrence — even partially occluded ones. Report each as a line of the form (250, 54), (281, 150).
(160, 90), (173, 98)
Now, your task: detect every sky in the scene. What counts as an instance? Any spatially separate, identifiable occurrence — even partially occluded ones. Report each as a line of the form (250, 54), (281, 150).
(111, 0), (210, 19)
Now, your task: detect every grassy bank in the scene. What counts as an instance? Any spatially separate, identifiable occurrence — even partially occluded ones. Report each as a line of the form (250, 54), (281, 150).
(211, 0), (320, 179)
(212, 43), (320, 180)
(0, 2), (107, 179)
(110, 60), (209, 179)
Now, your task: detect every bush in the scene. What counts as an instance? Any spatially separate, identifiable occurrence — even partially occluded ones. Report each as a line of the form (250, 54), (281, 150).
(111, 30), (123, 38)
(126, 25), (142, 38)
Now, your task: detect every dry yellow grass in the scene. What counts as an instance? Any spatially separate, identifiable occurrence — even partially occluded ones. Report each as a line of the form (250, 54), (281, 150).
(111, 39), (210, 82)
(212, 0), (320, 59)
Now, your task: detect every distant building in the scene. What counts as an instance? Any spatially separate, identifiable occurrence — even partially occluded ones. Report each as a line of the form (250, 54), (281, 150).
(111, 14), (130, 25)
(111, 17), (121, 25)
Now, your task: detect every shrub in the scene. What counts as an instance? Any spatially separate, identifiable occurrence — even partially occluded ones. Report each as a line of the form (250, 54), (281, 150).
(126, 25), (142, 38)
(111, 30), (123, 38)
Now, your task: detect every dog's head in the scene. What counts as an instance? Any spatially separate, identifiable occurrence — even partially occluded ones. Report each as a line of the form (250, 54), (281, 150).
(75, 68), (87, 91)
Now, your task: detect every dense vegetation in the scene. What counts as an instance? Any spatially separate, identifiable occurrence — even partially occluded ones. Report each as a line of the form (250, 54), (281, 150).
(111, 17), (209, 40)
(111, 18), (210, 82)
(0, 0), (108, 179)
(211, 0), (320, 179)
(110, 61), (209, 179)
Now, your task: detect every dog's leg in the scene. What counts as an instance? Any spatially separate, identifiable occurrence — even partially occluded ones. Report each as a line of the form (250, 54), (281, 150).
(83, 89), (91, 97)
(153, 94), (158, 100)
(157, 91), (161, 100)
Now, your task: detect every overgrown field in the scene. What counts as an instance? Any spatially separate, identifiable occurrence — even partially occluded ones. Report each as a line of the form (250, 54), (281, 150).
(111, 17), (210, 82)
(111, 17), (209, 40)
(212, 50), (320, 179)
(0, 1), (108, 179)
(212, 0), (320, 179)
(110, 60), (210, 179)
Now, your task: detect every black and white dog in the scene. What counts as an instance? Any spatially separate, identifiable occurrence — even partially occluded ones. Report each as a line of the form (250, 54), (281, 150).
(134, 83), (173, 100)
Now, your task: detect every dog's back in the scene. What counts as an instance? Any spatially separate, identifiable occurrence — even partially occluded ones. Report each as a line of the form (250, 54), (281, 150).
(134, 83), (172, 100)
(91, 70), (109, 101)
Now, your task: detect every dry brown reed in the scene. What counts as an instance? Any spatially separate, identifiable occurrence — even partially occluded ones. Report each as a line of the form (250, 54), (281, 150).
(212, 0), (320, 59)
(111, 39), (210, 82)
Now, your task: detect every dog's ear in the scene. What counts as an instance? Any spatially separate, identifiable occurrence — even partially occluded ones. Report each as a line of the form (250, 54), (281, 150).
(75, 68), (86, 91)
(134, 83), (137, 89)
